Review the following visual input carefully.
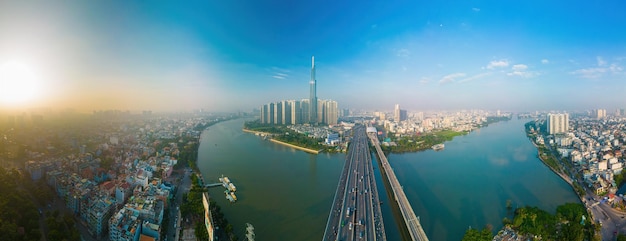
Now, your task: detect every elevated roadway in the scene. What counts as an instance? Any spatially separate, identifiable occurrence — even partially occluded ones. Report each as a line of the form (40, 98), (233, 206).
(367, 132), (429, 241)
(323, 125), (386, 241)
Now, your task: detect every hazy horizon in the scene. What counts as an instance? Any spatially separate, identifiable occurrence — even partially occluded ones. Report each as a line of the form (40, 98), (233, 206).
(1, 1), (625, 113)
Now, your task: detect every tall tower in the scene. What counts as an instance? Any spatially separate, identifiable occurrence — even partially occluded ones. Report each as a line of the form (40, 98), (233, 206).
(309, 56), (317, 124)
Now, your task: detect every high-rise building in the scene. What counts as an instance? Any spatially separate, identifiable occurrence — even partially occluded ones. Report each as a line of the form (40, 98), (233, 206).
(258, 57), (339, 125)
(309, 56), (317, 124)
(394, 104), (400, 122)
(547, 113), (569, 134)
(289, 100), (301, 124)
(325, 100), (338, 125)
(260, 99), (337, 125)
(260, 104), (268, 124)
(593, 109), (606, 119)
(393, 104), (407, 122)
(269, 103), (275, 124)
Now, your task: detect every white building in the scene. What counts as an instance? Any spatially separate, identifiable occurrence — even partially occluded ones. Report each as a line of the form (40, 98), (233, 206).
(547, 113), (569, 134)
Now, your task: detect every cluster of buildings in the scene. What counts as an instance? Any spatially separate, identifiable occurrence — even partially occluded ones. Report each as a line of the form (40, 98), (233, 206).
(259, 56), (339, 125)
(372, 107), (502, 135)
(287, 124), (344, 145)
(19, 113), (219, 240)
(535, 111), (626, 197)
(260, 98), (338, 125)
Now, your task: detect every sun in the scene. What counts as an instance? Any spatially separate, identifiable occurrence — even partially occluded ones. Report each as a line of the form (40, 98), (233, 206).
(0, 60), (42, 105)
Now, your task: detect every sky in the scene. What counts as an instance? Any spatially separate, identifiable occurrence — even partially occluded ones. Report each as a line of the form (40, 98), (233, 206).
(0, 0), (625, 112)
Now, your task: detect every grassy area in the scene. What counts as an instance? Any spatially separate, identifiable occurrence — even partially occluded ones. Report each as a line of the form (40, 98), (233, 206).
(384, 129), (468, 153)
(537, 146), (561, 172)
(244, 120), (339, 153)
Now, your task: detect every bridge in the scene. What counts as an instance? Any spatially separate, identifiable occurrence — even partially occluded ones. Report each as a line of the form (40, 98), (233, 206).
(204, 183), (223, 188)
(367, 131), (429, 241)
(323, 125), (386, 241)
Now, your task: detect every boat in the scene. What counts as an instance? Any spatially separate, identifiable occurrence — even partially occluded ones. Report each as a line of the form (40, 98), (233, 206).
(432, 143), (445, 151)
(225, 190), (236, 202)
(228, 183), (237, 192)
(219, 175), (231, 184)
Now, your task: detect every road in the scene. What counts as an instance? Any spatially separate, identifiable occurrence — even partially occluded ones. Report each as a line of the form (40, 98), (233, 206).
(166, 167), (192, 241)
(323, 125), (386, 241)
(540, 133), (626, 240)
(368, 131), (429, 241)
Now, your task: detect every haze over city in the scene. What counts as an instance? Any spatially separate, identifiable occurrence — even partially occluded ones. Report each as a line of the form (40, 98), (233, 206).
(1, 1), (625, 112)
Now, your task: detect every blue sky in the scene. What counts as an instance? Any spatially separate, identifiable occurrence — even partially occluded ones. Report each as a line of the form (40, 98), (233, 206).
(0, 0), (625, 112)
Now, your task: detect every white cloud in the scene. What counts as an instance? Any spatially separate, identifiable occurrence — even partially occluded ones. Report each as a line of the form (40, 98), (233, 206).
(458, 73), (491, 83)
(597, 56), (607, 66)
(439, 73), (466, 84)
(486, 60), (509, 69)
(570, 67), (606, 79)
(541, 59), (549, 64)
(472, 7), (481, 12)
(507, 71), (537, 78)
(512, 64), (528, 71)
(271, 71), (289, 80)
(610, 63), (623, 72)
(507, 64), (537, 78)
(396, 48), (410, 58)
(571, 58), (624, 79)
(419, 77), (430, 85)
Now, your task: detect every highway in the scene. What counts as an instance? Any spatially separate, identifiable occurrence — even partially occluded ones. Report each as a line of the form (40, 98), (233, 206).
(368, 131), (429, 241)
(323, 125), (386, 241)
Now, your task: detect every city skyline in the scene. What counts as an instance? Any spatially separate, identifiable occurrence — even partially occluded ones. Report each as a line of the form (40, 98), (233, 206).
(1, 1), (625, 112)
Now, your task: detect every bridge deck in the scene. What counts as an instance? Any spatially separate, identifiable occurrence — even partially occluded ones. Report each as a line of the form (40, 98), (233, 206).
(367, 133), (429, 241)
(323, 126), (386, 241)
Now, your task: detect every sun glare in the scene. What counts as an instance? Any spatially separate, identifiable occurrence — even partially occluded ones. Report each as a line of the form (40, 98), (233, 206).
(0, 60), (42, 106)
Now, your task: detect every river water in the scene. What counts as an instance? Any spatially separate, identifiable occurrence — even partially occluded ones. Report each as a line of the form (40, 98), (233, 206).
(197, 118), (579, 241)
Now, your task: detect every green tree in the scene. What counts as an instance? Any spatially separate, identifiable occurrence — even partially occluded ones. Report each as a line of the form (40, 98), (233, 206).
(559, 222), (584, 241)
(461, 226), (493, 241)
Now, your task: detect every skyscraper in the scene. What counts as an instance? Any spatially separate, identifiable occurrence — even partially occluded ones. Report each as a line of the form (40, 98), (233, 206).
(394, 104), (407, 122)
(547, 113), (569, 134)
(394, 104), (400, 122)
(309, 56), (317, 124)
(593, 109), (606, 119)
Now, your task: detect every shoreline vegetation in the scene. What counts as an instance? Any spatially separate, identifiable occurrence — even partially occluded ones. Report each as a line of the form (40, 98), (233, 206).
(242, 120), (338, 154)
(381, 129), (469, 154)
(463, 203), (597, 241)
(182, 117), (240, 241)
(524, 121), (587, 197)
(380, 116), (511, 154)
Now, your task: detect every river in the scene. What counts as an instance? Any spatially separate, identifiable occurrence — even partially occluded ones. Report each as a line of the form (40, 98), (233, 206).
(387, 118), (580, 240)
(197, 118), (579, 241)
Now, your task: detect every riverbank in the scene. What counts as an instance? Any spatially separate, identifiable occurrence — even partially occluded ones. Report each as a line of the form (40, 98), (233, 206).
(242, 128), (273, 136)
(536, 151), (586, 200)
(269, 138), (320, 154)
(197, 118), (346, 240)
(381, 129), (469, 154)
(242, 128), (323, 154)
